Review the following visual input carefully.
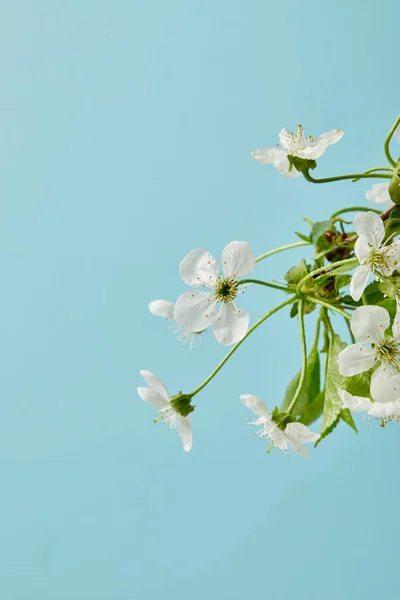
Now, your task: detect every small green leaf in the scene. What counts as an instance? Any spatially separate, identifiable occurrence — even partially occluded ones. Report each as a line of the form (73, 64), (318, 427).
(281, 346), (320, 417)
(302, 216), (314, 227)
(378, 279), (399, 300)
(315, 413), (341, 446)
(290, 303), (299, 318)
(284, 259), (309, 285)
(340, 408), (358, 433)
(384, 218), (400, 241)
(310, 221), (332, 243)
(345, 371), (371, 398)
(318, 333), (347, 443)
(336, 274), (352, 290)
(295, 231), (311, 242)
(377, 298), (397, 321)
(300, 390), (325, 426)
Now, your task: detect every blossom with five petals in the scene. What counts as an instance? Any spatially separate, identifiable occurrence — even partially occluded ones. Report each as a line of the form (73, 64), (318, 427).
(350, 212), (400, 301)
(174, 241), (255, 346)
(149, 299), (201, 349)
(240, 394), (320, 459)
(339, 388), (400, 424)
(137, 370), (193, 452)
(251, 125), (344, 178)
(337, 305), (400, 403)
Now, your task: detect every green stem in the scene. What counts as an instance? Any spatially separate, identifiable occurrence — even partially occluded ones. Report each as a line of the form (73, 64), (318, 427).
(384, 115), (400, 168)
(286, 300), (307, 415)
(297, 257), (358, 292)
(352, 167), (393, 182)
(344, 315), (355, 343)
(255, 241), (310, 263)
(189, 296), (296, 398)
(330, 206), (380, 219)
(322, 307), (334, 337)
(312, 314), (322, 351)
(306, 296), (352, 320)
(303, 170), (392, 185)
(239, 279), (290, 293)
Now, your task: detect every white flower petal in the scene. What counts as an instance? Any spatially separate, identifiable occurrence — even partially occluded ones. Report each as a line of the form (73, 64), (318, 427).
(174, 290), (215, 332)
(380, 242), (400, 276)
(294, 129), (344, 160)
(337, 343), (376, 377)
(221, 241), (255, 280)
(178, 416), (193, 452)
(393, 306), (400, 341)
(350, 305), (389, 343)
(179, 248), (219, 287)
(354, 236), (371, 265)
(369, 399), (400, 419)
(285, 422), (320, 443)
(366, 183), (392, 205)
(284, 433), (309, 459)
(278, 128), (296, 151)
(137, 387), (170, 409)
(212, 304), (249, 346)
(354, 212), (385, 248)
(349, 265), (371, 302)
(371, 368), (400, 403)
(269, 426), (288, 451)
(240, 394), (270, 418)
(339, 389), (372, 412)
(148, 299), (175, 320)
(251, 147), (300, 178)
(140, 370), (169, 401)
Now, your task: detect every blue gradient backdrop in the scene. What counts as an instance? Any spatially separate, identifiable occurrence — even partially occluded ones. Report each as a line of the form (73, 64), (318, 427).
(0, 1), (398, 598)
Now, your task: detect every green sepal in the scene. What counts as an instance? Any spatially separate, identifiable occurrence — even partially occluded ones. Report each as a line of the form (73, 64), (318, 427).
(288, 155), (317, 174)
(170, 393), (195, 417)
(295, 231), (311, 242)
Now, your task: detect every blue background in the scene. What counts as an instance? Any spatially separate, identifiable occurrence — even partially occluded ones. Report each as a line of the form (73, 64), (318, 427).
(0, 1), (398, 598)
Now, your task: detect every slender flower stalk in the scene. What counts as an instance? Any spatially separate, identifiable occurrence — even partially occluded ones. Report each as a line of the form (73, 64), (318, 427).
(189, 296), (296, 398)
(384, 115), (400, 167)
(303, 170), (392, 184)
(286, 300), (307, 415)
(255, 241), (311, 263)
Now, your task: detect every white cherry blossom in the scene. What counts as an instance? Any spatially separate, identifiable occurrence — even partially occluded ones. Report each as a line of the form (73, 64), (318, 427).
(240, 394), (320, 459)
(251, 125), (344, 178)
(350, 212), (400, 301)
(137, 370), (192, 452)
(337, 305), (400, 402)
(365, 183), (393, 209)
(340, 388), (400, 424)
(174, 241), (255, 346)
(149, 299), (201, 349)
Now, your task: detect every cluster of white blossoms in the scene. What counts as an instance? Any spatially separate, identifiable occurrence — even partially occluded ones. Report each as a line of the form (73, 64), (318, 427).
(139, 116), (400, 459)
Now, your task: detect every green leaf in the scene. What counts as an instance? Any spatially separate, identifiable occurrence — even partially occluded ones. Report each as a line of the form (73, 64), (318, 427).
(280, 346), (320, 417)
(315, 413), (341, 446)
(295, 231), (311, 243)
(310, 221), (332, 244)
(384, 218), (400, 241)
(284, 259), (309, 285)
(378, 278), (399, 300)
(290, 303), (299, 318)
(302, 216), (314, 227)
(340, 408), (357, 433)
(317, 333), (347, 443)
(344, 371), (371, 398)
(377, 298), (397, 321)
(336, 274), (352, 290)
(300, 390), (325, 426)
